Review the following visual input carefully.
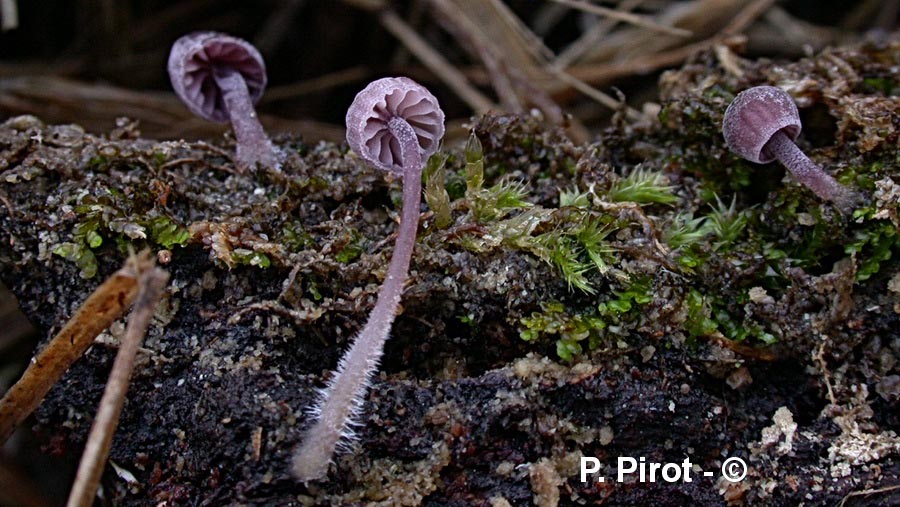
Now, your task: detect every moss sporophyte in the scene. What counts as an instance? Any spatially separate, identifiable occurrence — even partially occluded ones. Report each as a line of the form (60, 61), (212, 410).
(292, 77), (445, 482)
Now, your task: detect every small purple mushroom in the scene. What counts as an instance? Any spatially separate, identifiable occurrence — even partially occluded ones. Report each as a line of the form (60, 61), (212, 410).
(722, 86), (857, 207)
(292, 77), (444, 482)
(345, 76), (445, 175)
(168, 31), (280, 170)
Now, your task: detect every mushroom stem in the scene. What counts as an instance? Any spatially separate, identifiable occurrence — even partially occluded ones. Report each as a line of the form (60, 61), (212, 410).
(764, 130), (857, 207)
(213, 67), (278, 170)
(291, 117), (422, 482)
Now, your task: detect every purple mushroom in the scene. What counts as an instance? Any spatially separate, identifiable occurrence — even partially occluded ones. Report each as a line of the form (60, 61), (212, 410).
(292, 77), (444, 482)
(167, 31), (280, 170)
(722, 86), (858, 208)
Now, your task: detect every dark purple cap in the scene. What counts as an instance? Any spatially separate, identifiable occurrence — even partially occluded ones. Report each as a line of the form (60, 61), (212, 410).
(722, 86), (802, 164)
(167, 32), (267, 123)
(345, 77), (445, 175)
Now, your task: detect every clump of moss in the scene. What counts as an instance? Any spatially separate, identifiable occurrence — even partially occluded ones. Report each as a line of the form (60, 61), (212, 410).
(520, 277), (653, 361)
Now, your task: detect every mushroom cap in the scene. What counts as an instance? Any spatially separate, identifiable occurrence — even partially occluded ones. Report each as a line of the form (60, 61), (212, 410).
(722, 86), (802, 164)
(345, 77), (445, 175)
(168, 31), (267, 123)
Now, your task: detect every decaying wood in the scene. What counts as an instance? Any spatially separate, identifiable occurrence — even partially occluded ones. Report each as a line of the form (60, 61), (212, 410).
(0, 253), (150, 445)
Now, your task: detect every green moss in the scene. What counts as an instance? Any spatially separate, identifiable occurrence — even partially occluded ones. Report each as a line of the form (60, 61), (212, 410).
(50, 242), (98, 279)
(533, 232), (595, 293)
(281, 222), (315, 251)
(558, 186), (591, 208)
(48, 185), (194, 277)
(520, 301), (606, 362)
(148, 216), (191, 249)
(606, 168), (677, 205)
(682, 289), (715, 339)
(471, 180), (532, 224)
(862, 77), (895, 95)
(707, 197), (750, 250)
(334, 230), (364, 264)
(683, 288), (776, 344)
(846, 208), (898, 281)
(519, 278), (653, 361)
(232, 249), (271, 268)
(464, 131), (484, 192)
(838, 162), (884, 191)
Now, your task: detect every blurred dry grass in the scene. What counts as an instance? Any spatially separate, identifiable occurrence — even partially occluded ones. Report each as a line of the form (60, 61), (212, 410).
(0, 0), (891, 141)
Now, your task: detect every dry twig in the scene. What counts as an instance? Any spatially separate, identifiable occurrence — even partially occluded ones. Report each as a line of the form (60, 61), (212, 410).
(0, 253), (150, 444)
(554, 0), (645, 68)
(263, 67), (370, 103)
(65, 258), (169, 507)
(550, 0), (692, 37)
(376, 7), (494, 113)
(338, 0), (494, 113)
(564, 0), (776, 87)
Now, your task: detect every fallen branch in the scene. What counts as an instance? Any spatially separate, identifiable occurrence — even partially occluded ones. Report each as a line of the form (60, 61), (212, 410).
(0, 253), (150, 444)
(65, 259), (169, 507)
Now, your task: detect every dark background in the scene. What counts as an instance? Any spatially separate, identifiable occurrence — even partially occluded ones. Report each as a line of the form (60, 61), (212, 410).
(0, 0), (894, 140)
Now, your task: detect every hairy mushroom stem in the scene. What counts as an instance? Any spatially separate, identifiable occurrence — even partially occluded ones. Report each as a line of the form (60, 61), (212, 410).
(291, 116), (422, 482)
(212, 67), (277, 169)
(764, 130), (855, 207)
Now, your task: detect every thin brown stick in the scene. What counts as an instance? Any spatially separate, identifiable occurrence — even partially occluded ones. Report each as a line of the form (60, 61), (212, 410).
(427, 0), (527, 113)
(558, 0), (770, 86)
(706, 331), (777, 361)
(0, 254), (147, 444)
(549, 0), (692, 37)
(0, 75), (346, 142)
(567, 34), (745, 85)
(376, 8), (494, 113)
(65, 261), (169, 507)
(554, 0), (645, 68)
(488, 0), (555, 62)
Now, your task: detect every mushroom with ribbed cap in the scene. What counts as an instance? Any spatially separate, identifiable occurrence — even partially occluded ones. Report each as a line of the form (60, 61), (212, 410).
(167, 31), (280, 170)
(345, 76), (444, 175)
(722, 85), (857, 207)
(292, 77), (444, 482)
